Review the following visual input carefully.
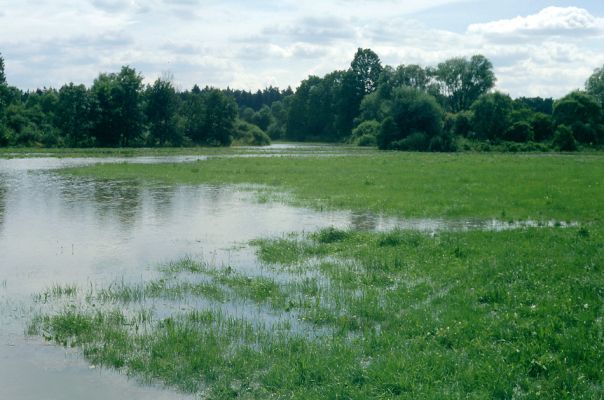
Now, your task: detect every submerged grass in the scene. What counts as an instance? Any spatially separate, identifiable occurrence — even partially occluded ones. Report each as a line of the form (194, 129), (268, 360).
(29, 151), (604, 398)
(61, 152), (604, 221)
(30, 225), (604, 398)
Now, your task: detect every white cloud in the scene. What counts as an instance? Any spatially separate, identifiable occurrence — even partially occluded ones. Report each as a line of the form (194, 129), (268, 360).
(1, 2), (603, 98)
(468, 6), (604, 37)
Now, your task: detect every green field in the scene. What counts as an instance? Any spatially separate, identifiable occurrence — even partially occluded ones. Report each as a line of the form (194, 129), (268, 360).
(30, 151), (604, 399)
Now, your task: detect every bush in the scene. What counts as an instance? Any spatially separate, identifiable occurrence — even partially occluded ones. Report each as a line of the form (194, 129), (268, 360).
(357, 134), (377, 147)
(390, 132), (429, 151)
(470, 92), (513, 141)
(266, 123), (285, 140)
(531, 113), (554, 141)
(377, 87), (444, 150)
(352, 120), (380, 146)
(553, 125), (577, 151)
(453, 111), (473, 137)
(232, 120), (271, 146)
(429, 133), (457, 152)
(505, 121), (534, 142)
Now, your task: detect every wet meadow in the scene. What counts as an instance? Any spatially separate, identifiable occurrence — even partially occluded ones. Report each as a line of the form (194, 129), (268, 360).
(3, 147), (603, 398)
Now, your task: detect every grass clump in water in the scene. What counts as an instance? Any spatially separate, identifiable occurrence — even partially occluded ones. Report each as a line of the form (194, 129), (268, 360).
(30, 225), (604, 398)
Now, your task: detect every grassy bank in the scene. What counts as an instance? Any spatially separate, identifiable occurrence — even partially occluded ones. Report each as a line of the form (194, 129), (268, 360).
(62, 152), (604, 221)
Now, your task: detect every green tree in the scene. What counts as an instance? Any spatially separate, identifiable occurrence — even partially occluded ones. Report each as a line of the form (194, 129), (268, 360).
(145, 78), (180, 146)
(181, 89), (206, 144)
(434, 55), (495, 112)
(56, 83), (93, 147)
(553, 91), (603, 144)
(470, 92), (513, 141)
(585, 66), (604, 107)
(377, 87), (444, 150)
(252, 105), (273, 132)
(114, 66), (144, 146)
(0, 52), (6, 85)
(90, 73), (120, 146)
(90, 66), (144, 146)
(201, 89), (237, 146)
(350, 48), (383, 95)
(553, 124), (577, 151)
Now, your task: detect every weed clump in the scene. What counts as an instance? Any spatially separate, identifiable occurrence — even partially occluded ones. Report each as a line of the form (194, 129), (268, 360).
(314, 227), (349, 243)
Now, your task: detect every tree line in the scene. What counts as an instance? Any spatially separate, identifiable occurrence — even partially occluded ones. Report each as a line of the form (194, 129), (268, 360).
(1, 50), (603, 151)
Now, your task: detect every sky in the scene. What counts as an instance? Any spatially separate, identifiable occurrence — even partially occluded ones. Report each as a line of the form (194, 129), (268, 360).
(1, 0), (604, 98)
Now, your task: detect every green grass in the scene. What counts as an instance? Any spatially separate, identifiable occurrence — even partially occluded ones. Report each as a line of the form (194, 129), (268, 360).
(30, 226), (604, 398)
(62, 152), (604, 221)
(28, 150), (604, 398)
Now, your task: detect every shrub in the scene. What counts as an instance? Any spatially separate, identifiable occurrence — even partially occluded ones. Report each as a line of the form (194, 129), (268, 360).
(553, 125), (577, 151)
(232, 120), (271, 146)
(505, 121), (534, 142)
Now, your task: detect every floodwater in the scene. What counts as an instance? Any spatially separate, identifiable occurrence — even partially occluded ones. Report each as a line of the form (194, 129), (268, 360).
(0, 150), (575, 399)
(0, 152), (372, 399)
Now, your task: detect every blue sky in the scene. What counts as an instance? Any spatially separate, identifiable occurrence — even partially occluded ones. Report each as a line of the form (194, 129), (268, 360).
(1, 0), (603, 98)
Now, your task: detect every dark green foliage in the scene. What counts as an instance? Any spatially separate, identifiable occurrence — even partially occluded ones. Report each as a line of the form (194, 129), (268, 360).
(351, 120), (380, 146)
(0, 52), (5, 85)
(56, 84), (93, 147)
(90, 66), (144, 147)
(181, 88), (238, 146)
(227, 86), (289, 111)
(350, 48), (383, 95)
(531, 113), (554, 142)
(452, 111), (473, 137)
(433, 55), (496, 112)
(553, 91), (603, 144)
(251, 105), (274, 132)
(145, 78), (180, 146)
(553, 125), (578, 151)
(515, 97), (554, 115)
(1, 49), (603, 151)
(585, 65), (604, 107)
(233, 119), (271, 146)
(506, 121), (534, 142)
(471, 92), (513, 141)
(377, 86), (444, 150)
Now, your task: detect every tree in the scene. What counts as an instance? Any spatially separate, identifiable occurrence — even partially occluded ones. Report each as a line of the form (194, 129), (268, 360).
(181, 89), (206, 144)
(56, 83), (92, 147)
(145, 77), (180, 146)
(90, 66), (144, 146)
(114, 66), (144, 146)
(0, 52), (6, 85)
(434, 55), (495, 112)
(470, 92), (513, 141)
(201, 89), (237, 146)
(252, 105), (273, 132)
(553, 91), (603, 144)
(90, 73), (120, 146)
(377, 86), (444, 150)
(350, 48), (383, 95)
(553, 125), (577, 151)
(585, 66), (604, 107)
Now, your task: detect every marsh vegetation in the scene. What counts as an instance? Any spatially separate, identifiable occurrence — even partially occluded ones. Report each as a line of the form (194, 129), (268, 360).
(23, 149), (604, 398)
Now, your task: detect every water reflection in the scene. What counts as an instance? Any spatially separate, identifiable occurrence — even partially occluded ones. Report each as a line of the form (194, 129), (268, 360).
(0, 178), (6, 236)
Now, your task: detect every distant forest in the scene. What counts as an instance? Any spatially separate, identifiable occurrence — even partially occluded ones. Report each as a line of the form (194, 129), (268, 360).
(0, 49), (603, 151)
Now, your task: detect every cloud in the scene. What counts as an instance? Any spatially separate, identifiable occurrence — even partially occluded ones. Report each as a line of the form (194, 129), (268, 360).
(1, 2), (604, 98)
(468, 6), (604, 37)
(261, 16), (357, 45)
